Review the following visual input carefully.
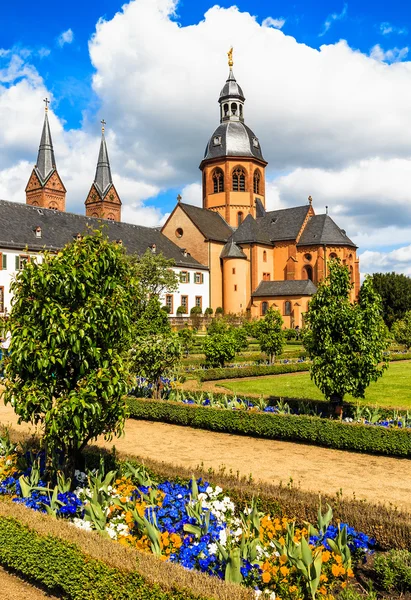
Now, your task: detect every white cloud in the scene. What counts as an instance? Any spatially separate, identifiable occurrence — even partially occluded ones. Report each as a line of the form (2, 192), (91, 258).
(57, 28), (74, 47)
(262, 16), (286, 30)
(370, 43), (408, 63)
(319, 3), (347, 37)
(361, 246), (411, 276)
(3, 0), (411, 272)
(38, 48), (51, 58)
(379, 22), (407, 36)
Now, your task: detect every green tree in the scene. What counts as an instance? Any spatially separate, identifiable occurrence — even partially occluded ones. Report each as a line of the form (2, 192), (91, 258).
(4, 231), (136, 476)
(304, 259), (389, 412)
(254, 307), (284, 364)
(392, 311), (411, 350)
(178, 325), (195, 356)
(203, 333), (237, 367)
(130, 334), (182, 398)
(134, 296), (171, 337)
(370, 272), (411, 327)
(131, 249), (178, 300)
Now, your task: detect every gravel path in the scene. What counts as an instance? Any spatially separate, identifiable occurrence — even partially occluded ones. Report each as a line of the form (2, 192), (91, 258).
(1, 399), (411, 511)
(0, 566), (59, 599)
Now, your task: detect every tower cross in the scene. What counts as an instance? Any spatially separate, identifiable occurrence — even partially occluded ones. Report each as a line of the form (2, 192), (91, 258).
(43, 97), (50, 112)
(101, 119), (106, 133)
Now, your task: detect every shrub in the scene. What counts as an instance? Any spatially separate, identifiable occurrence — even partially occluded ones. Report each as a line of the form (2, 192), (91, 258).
(285, 329), (297, 340)
(374, 549), (411, 593)
(215, 307), (224, 315)
(163, 305), (171, 314)
(193, 362), (309, 381)
(190, 306), (202, 316)
(176, 306), (187, 315)
(204, 308), (213, 316)
(202, 333), (237, 367)
(127, 398), (411, 458)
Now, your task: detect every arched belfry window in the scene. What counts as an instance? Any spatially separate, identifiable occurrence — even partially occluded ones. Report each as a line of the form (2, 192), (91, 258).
(302, 265), (313, 281)
(253, 170), (261, 194)
(212, 168), (224, 193)
(232, 167), (246, 192)
(237, 211), (244, 227)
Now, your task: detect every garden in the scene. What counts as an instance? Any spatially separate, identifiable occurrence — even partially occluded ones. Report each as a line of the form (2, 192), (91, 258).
(1, 231), (411, 599)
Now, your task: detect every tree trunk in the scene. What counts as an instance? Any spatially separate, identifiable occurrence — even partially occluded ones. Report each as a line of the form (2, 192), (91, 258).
(329, 393), (344, 418)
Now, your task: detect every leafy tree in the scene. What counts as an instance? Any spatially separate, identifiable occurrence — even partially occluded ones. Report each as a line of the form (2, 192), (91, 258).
(392, 311), (411, 349)
(131, 249), (178, 300)
(370, 272), (411, 327)
(130, 334), (182, 398)
(254, 307), (284, 364)
(207, 317), (229, 335)
(203, 333), (237, 367)
(304, 259), (389, 412)
(206, 318), (248, 353)
(134, 296), (171, 337)
(4, 231), (136, 476)
(178, 325), (195, 356)
(232, 327), (249, 353)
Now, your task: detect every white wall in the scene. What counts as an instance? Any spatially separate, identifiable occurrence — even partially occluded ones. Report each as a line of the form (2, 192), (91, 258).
(0, 249), (209, 318)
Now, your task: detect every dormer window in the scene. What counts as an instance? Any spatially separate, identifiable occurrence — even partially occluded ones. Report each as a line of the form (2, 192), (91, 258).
(35, 226), (42, 238)
(213, 136), (222, 146)
(76, 233), (83, 241)
(271, 217), (278, 224)
(252, 137), (259, 148)
(151, 244), (156, 254)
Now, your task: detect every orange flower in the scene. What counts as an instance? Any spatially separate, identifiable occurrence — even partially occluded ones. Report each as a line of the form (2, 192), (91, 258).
(322, 551), (331, 563)
(262, 571), (271, 583)
(280, 566), (289, 577)
(279, 553), (287, 564)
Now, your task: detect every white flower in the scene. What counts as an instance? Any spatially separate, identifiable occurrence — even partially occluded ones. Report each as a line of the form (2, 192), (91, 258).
(208, 543), (218, 555)
(71, 518), (93, 532)
(219, 528), (227, 546)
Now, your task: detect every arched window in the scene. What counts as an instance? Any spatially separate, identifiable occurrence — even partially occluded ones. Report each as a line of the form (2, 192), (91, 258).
(253, 170), (261, 194)
(231, 102), (238, 116)
(302, 265), (313, 281)
(31, 201), (39, 207)
(329, 252), (338, 260)
(239, 104), (243, 117)
(237, 211), (244, 226)
(107, 213), (115, 221)
(48, 202), (58, 210)
(261, 301), (268, 316)
(284, 301), (292, 316)
(91, 212), (99, 218)
(224, 103), (229, 116)
(263, 250), (267, 263)
(232, 167), (246, 192)
(212, 168), (224, 193)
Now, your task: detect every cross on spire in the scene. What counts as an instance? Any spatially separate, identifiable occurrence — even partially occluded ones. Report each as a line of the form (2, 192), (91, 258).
(101, 119), (106, 133)
(43, 97), (50, 112)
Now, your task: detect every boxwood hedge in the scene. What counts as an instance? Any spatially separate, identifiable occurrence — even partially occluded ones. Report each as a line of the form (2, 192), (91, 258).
(193, 362), (310, 381)
(127, 398), (411, 457)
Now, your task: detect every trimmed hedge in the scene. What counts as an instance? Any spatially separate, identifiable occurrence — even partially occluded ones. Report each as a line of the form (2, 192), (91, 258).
(0, 502), (252, 600)
(192, 362), (309, 381)
(127, 398), (411, 457)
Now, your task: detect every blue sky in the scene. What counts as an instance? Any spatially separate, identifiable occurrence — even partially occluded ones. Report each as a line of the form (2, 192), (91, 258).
(2, 0), (411, 275)
(3, 0), (410, 129)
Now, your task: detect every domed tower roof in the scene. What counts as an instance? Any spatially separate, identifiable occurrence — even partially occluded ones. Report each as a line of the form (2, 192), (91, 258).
(201, 48), (265, 164)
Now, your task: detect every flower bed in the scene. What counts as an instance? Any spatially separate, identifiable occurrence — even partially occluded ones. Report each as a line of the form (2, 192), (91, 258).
(0, 435), (375, 599)
(127, 398), (411, 457)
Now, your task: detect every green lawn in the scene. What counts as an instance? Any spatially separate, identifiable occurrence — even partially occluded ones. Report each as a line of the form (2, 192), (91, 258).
(220, 361), (411, 409)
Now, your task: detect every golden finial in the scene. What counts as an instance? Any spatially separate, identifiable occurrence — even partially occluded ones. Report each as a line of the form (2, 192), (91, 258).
(101, 119), (106, 133)
(43, 97), (50, 112)
(308, 195), (313, 205)
(177, 194), (182, 203)
(228, 47), (233, 68)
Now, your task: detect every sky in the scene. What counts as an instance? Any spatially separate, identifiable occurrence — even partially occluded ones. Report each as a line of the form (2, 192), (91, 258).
(2, 0), (411, 276)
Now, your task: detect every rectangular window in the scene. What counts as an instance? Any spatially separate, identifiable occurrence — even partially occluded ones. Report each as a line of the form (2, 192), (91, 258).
(181, 295), (188, 313)
(194, 272), (203, 284)
(263, 272), (270, 281)
(16, 255), (29, 270)
(0, 254), (6, 270)
(195, 296), (202, 308)
(180, 271), (190, 283)
(165, 295), (173, 313)
(232, 268), (236, 275)
(234, 285), (237, 291)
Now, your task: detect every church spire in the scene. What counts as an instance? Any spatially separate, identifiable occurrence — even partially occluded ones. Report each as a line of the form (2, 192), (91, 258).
(25, 98), (66, 211)
(85, 120), (121, 222)
(36, 98), (56, 182)
(219, 48), (245, 123)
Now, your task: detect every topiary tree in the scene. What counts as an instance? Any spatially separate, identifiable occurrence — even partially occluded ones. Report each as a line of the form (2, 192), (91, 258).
(392, 311), (411, 350)
(190, 306), (202, 316)
(176, 305), (187, 315)
(178, 325), (195, 356)
(215, 306), (224, 316)
(130, 334), (181, 398)
(203, 333), (237, 368)
(254, 307), (284, 364)
(4, 231), (137, 477)
(304, 259), (389, 413)
(204, 307), (213, 316)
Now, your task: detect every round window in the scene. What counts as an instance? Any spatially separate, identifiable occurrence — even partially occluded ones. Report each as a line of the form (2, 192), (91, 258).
(175, 228), (183, 238)
(304, 253), (312, 262)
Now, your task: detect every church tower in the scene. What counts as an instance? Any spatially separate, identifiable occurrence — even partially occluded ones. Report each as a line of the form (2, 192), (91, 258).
(85, 120), (122, 222)
(200, 49), (267, 228)
(25, 98), (66, 211)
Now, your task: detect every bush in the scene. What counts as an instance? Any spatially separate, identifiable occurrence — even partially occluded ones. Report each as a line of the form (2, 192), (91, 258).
(193, 362), (309, 381)
(374, 549), (411, 593)
(0, 502), (251, 600)
(204, 308), (213, 316)
(285, 328), (297, 340)
(190, 306), (202, 316)
(202, 333), (237, 367)
(215, 307), (224, 315)
(127, 398), (411, 458)
(163, 305), (171, 314)
(176, 306), (187, 315)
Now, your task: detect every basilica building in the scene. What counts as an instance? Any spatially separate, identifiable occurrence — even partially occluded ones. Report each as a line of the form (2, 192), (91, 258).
(0, 53), (359, 327)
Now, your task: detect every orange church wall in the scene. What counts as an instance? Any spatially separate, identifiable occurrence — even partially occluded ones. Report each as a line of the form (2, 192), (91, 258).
(209, 241), (224, 310)
(250, 296), (311, 328)
(223, 257), (249, 314)
(162, 206), (209, 266)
